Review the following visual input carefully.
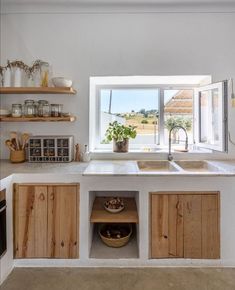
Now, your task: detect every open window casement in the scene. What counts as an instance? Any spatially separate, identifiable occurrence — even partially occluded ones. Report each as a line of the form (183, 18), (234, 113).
(194, 81), (228, 152)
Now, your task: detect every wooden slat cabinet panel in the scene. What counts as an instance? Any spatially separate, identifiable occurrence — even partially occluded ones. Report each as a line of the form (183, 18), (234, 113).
(151, 195), (183, 258)
(150, 192), (220, 259)
(14, 183), (79, 259)
(14, 185), (48, 258)
(183, 195), (202, 258)
(201, 195), (220, 259)
(48, 185), (78, 259)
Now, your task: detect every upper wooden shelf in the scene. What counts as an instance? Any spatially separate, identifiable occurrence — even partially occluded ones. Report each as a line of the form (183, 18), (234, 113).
(0, 87), (77, 95)
(90, 197), (139, 224)
(0, 116), (76, 122)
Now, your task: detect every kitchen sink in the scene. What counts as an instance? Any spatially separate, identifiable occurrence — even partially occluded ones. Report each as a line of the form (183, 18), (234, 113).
(137, 160), (179, 172)
(174, 160), (222, 172)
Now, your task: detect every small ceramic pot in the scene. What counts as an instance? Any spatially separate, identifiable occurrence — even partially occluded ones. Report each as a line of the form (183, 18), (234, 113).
(113, 139), (129, 153)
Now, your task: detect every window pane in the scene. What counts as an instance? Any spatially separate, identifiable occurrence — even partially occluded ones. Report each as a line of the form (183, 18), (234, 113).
(100, 89), (159, 146)
(200, 88), (220, 145)
(164, 90), (194, 147)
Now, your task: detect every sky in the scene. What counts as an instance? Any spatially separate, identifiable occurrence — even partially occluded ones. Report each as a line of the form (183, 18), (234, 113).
(100, 89), (179, 114)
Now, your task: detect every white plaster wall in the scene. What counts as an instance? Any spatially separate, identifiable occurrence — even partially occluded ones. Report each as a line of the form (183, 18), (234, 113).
(0, 175), (14, 285)
(1, 11), (235, 158)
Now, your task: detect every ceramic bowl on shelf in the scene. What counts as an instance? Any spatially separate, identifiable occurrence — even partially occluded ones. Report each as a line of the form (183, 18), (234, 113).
(104, 197), (125, 213)
(0, 109), (10, 116)
(52, 77), (72, 88)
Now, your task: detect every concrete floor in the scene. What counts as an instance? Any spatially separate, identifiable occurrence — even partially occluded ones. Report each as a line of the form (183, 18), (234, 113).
(1, 268), (235, 290)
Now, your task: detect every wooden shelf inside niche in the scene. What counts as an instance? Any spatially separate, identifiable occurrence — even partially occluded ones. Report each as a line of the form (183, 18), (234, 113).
(0, 87), (76, 95)
(90, 197), (139, 224)
(0, 116), (76, 122)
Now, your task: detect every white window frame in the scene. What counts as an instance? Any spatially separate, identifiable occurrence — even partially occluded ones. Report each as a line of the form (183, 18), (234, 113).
(89, 75), (215, 152)
(194, 81), (228, 152)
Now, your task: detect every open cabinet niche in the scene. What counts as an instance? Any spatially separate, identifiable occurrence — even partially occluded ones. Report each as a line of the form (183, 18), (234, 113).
(89, 190), (139, 259)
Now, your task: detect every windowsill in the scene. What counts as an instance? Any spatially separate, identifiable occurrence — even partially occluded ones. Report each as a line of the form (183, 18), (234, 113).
(90, 148), (230, 161)
(92, 147), (213, 154)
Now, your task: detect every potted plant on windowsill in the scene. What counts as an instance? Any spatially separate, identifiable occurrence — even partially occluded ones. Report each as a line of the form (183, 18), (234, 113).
(105, 121), (137, 153)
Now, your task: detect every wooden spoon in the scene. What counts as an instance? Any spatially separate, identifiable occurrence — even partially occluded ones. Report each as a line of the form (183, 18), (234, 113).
(5, 140), (16, 151)
(10, 131), (20, 150)
(22, 133), (29, 149)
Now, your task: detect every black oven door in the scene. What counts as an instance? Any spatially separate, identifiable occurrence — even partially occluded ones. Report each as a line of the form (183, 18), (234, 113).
(0, 199), (7, 257)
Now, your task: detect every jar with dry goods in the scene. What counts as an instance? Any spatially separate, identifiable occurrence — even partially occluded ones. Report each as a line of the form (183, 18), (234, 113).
(38, 100), (50, 117)
(11, 104), (22, 117)
(51, 104), (63, 117)
(40, 62), (50, 87)
(24, 100), (35, 117)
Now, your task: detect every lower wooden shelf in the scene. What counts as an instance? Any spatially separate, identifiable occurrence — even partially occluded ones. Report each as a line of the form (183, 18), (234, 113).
(0, 116), (76, 122)
(90, 197), (139, 224)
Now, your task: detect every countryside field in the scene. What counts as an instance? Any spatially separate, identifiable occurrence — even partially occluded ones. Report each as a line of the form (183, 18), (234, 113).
(125, 115), (158, 135)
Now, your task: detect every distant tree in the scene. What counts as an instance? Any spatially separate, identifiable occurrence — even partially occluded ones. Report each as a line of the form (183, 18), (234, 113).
(139, 108), (146, 115)
(165, 116), (192, 142)
(141, 119), (148, 124)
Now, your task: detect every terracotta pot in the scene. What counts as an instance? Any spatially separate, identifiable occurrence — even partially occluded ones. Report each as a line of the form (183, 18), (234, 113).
(113, 139), (129, 153)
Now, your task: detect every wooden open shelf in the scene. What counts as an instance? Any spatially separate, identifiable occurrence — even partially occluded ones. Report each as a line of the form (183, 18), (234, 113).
(90, 197), (139, 224)
(0, 116), (76, 122)
(0, 87), (76, 95)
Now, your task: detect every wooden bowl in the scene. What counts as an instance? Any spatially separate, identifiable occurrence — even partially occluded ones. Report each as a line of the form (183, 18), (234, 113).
(99, 224), (132, 248)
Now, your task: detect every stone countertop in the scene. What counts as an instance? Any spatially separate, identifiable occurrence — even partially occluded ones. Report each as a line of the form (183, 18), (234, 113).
(1, 159), (235, 181)
(0, 160), (88, 180)
(83, 160), (235, 177)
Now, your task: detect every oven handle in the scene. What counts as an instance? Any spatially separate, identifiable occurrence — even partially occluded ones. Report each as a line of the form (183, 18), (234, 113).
(0, 205), (6, 213)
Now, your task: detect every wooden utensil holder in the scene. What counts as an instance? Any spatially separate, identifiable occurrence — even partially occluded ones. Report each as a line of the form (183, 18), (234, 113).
(10, 150), (26, 163)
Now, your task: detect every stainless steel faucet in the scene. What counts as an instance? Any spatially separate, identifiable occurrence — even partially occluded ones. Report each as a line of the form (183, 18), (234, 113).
(168, 125), (188, 161)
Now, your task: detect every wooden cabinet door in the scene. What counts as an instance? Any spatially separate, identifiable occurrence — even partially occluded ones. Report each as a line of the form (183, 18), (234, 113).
(151, 192), (220, 259)
(14, 185), (48, 258)
(151, 194), (183, 258)
(48, 185), (78, 258)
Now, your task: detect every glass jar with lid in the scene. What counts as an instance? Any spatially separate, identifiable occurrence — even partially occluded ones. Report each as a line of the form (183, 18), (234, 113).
(38, 100), (50, 117)
(11, 104), (22, 117)
(24, 100), (35, 117)
(51, 104), (63, 117)
(40, 62), (50, 87)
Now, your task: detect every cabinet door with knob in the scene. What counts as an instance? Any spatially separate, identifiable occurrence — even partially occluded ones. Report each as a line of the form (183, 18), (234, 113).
(14, 183), (79, 259)
(150, 192), (220, 259)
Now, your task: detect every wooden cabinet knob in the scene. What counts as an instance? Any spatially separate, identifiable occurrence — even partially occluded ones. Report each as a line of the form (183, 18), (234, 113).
(61, 241), (64, 247)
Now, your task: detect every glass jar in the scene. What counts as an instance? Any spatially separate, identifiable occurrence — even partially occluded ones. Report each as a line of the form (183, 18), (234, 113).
(38, 100), (50, 117)
(24, 100), (35, 117)
(11, 104), (22, 117)
(51, 104), (63, 117)
(34, 101), (39, 116)
(40, 62), (49, 87)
